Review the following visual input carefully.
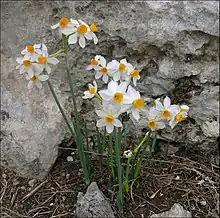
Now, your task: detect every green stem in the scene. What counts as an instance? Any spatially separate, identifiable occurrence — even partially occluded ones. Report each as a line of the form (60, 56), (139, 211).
(113, 128), (123, 213)
(133, 131), (150, 154)
(47, 80), (74, 136)
(49, 49), (65, 58)
(62, 34), (90, 185)
(95, 93), (103, 102)
(124, 158), (131, 193)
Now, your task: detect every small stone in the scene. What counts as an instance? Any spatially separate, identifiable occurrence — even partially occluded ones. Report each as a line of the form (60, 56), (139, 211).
(2, 173), (7, 179)
(75, 182), (115, 218)
(174, 175), (180, 180)
(13, 179), (20, 186)
(67, 156), (73, 162)
(200, 200), (207, 206)
(28, 179), (37, 187)
(71, 151), (75, 155)
(50, 203), (54, 206)
(150, 203), (191, 217)
(66, 174), (70, 179)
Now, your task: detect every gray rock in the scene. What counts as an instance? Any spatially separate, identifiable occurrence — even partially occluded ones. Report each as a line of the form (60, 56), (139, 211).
(150, 203), (192, 218)
(75, 182), (115, 218)
(1, 1), (219, 178)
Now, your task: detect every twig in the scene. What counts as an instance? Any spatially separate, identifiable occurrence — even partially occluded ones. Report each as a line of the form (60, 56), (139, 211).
(22, 180), (47, 201)
(11, 187), (19, 207)
(1, 207), (27, 218)
(50, 212), (75, 217)
(0, 181), (7, 203)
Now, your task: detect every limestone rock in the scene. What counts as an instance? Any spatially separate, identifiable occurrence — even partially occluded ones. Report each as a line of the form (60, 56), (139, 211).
(75, 182), (115, 218)
(150, 203), (192, 218)
(1, 1), (219, 178)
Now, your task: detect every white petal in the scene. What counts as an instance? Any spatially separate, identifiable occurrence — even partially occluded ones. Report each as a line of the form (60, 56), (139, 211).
(108, 80), (118, 92)
(113, 72), (120, 81)
(92, 32), (98, 44)
(106, 124), (114, 134)
(99, 56), (106, 67)
(99, 90), (112, 101)
(132, 109), (140, 121)
(155, 100), (164, 111)
(16, 57), (23, 64)
(45, 64), (52, 74)
(70, 19), (79, 25)
(156, 121), (166, 129)
(120, 59), (127, 65)
(79, 35), (86, 48)
(86, 65), (93, 70)
(21, 49), (27, 55)
(113, 119), (122, 127)
(47, 57), (59, 65)
(62, 27), (76, 35)
(118, 82), (127, 93)
(35, 48), (42, 55)
(28, 81), (33, 89)
(27, 68), (34, 77)
(93, 80), (98, 91)
(84, 31), (93, 40)
(95, 71), (102, 79)
(96, 110), (107, 118)
(35, 80), (42, 89)
(68, 33), (78, 44)
(34, 44), (42, 49)
(123, 95), (133, 104)
(103, 74), (109, 83)
(38, 75), (49, 81)
(51, 23), (59, 29)
(169, 119), (177, 129)
(163, 96), (171, 109)
(97, 119), (106, 127)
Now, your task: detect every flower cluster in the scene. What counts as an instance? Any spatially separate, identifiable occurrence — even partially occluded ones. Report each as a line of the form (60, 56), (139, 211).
(84, 55), (190, 133)
(51, 17), (98, 48)
(16, 44), (59, 89)
(86, 55), (140, 86)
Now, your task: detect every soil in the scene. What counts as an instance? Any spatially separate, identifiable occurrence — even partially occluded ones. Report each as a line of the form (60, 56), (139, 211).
(1, 143), (219, 218)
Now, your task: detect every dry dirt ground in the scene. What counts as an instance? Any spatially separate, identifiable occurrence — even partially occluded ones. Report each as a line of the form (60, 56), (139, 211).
(0, 143), (219, 218)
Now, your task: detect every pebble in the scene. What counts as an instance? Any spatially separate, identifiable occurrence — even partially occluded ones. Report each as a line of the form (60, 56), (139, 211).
(200, 200), (207, 206)
(2, 173), (7, 179)
(28, 179), (37, 187)
(67, 156), (73, 162)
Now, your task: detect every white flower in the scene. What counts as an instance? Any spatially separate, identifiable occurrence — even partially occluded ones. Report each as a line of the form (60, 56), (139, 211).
(21, 44), (42, 62)
(109, 59), (133, 82)
(16, 57), (42, 77)
(51, 17), (76, 35)
(180, 104), (190, 113)
(96, 104), (122, 134)
(123, 150), (132, 158)
(146, 107), (166, 131)
(169, 105), (189, 129)
(26, 72), (49, 89)
(99, 80), (132, 105)
(89, 23), (98, 45)
(86, 55), (103, 71)
(67, 20), (95, 48)
(127, 66), (141, 86)
(94, 57), (113, 83)
(154, 96), (179, 121)
(126, 85), (144, 121)
(82, 80), (98, 99)
(37, 44), (59, 74)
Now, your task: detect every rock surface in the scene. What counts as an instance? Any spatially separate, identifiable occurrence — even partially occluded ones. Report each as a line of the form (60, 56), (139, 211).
(1, 1), (219, 178)
(75, 182), (115, 218)
(150, 203), (192, 218)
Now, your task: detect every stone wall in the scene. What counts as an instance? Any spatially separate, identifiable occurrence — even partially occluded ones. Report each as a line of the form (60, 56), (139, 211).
(1, 1), (219, 179)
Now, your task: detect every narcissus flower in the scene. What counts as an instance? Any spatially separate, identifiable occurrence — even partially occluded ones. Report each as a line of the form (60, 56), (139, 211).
(89, 23), (98, 45)
(146, 107), (166, 131)
(16, 57), (42, 77)
(154, 96), (179, 121)
(126, 85), (144, 121)
(67, 20), (95, 48)
(95, 57), (112, 83)
(26, 72), (49, 89)
(51, 17), (76, 35)
(82, 80), (98, 99)
(21, 44), (42, 62)
(86, 55), (103, 71)
(169, 105), (189, 129)
(127, 67), (141, 86)
(96, 105), (122, 133)
(123, 150), (132, 158)
(37, 44), (59, 74)
(109, 59), (133, 82)
(99, 80), (132, 105)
